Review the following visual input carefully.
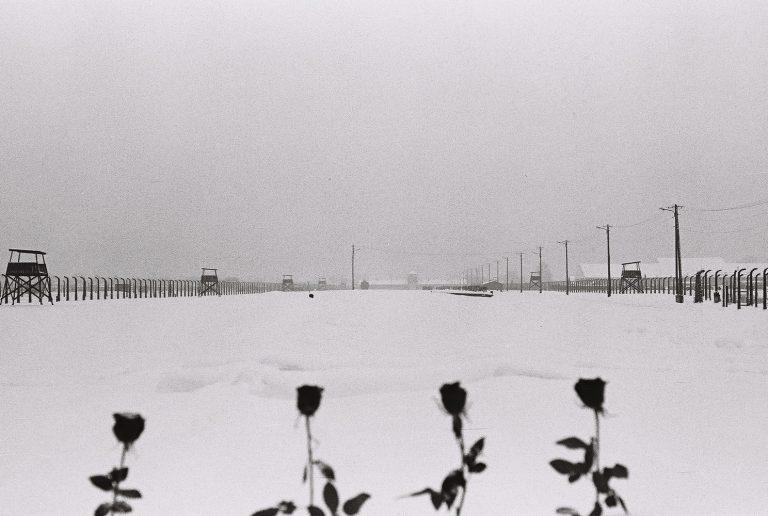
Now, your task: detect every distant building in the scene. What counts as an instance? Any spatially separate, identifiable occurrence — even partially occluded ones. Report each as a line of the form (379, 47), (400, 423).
(482, 280), (503, 290)
(369, 273), (421, 290)
(368, 280), (410, 290)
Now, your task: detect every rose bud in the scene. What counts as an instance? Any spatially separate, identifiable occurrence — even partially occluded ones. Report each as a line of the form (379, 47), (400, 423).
(440, 382), (467, 417)
(297, 385), (323, 417)
(574, 378), (606, 413)
(112, 413), (145, 447)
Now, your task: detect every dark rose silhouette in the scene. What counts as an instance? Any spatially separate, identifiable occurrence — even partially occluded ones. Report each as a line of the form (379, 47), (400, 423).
(439, 382), (467, 416)
(574, 378), (606, 413)
(112, 413), (145, 446)
(297, 385), (324, 417)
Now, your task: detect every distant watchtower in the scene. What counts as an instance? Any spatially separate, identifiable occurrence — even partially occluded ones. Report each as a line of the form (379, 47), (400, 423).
(282, 274), (294, 291)
(528, 272), (541, 291)
(1, 249), (53, 305)
(200, 268), (220, 296)
(619, 261), (643, 293)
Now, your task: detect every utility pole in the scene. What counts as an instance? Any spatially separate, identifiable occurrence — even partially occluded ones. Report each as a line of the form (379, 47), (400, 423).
(519, 252), (523, 293)
(538, 246), (542, 293)
(661, 204), (684, 303)
(558, 240), (569, 295)
(505, 256), (509, 292)
(487, 263), (491, 284)
(596, 225), (611, 297)
(351, 244), (355, 290)
(496, 260), (499, 283)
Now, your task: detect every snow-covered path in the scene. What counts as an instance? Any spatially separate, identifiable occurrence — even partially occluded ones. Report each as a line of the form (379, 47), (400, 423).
(1, 291), (766, 515)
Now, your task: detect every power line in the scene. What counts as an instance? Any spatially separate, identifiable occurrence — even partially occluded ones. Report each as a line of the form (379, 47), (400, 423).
(687, 198), (768, 212)
(612, 213), (667, 229)
(358, 246), (507, 260)
(686, 223), (766, 235)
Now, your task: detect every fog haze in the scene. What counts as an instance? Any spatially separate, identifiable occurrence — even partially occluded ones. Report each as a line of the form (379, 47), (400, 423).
(2, 1), (767, 282)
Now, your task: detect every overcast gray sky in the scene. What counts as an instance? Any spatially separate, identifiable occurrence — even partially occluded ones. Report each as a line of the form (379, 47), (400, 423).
(1, 0), (767, 282)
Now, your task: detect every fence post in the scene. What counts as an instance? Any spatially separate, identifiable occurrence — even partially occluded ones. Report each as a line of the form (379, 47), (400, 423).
(737, 269), (745, 309)
(713, 271), (721, 302)
(763, 268), (768, 310)
(754, 271), (760, 308)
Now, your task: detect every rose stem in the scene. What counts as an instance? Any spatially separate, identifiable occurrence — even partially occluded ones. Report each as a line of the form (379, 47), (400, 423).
(111, 444), (128, 514)
(594, 410), (600, 471)
(455, 418), (468, 516)
(594, 410), (600, 504)
(305, 415), (315, 506)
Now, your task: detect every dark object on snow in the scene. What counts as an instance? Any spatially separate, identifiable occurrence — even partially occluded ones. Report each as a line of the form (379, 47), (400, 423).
(449, 291), (493, 298)
(309, 293), (314, 298)
(713, 289), (721, 303)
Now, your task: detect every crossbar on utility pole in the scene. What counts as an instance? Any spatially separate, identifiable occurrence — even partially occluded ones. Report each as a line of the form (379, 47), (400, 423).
(596, 225), (611, 297)
(660, 204), (684, 303)
(558, 240), (569, 295)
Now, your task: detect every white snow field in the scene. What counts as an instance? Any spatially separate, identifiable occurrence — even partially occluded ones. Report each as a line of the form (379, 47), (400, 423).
(1, 290), (766, 515)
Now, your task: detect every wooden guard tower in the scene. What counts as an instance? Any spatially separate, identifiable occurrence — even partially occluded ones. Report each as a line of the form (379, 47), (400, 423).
(1, 249), (53, 305)
(619, 261), (643, 293)
(528, 272), (541, 290)
(200, 268), (221, 296)
(282, 274), (294, 291)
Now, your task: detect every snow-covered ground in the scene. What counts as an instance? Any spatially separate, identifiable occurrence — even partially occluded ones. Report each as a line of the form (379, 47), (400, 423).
(0, 291), (766, 515)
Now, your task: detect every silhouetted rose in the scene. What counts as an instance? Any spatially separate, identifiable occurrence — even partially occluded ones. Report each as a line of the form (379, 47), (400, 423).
(440, 382), (467, 416)
(574, 378), (606, 412)
(112, 413), (145, 446)
(297, 385), (323, 417)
